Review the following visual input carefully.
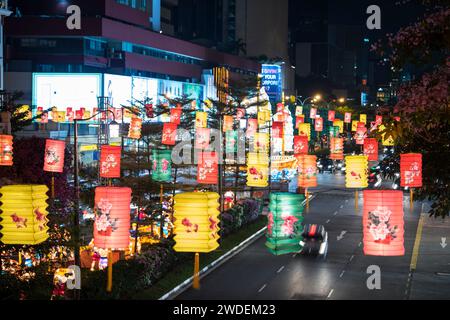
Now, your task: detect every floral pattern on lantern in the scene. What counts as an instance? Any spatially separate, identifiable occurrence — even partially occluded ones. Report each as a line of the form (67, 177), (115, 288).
(94, 187), (131, 250)
(128, 118), (143, 139)
(252, 133), (270, 154)
(197, 152), (218, 184)
(330, 137), (344, 160)
(344, 112), (352, 123)
(364, 138), (378, 161)
(173, 192), (220, 253)
(0, 135), (14, 166)
(265, 193), (305, 255)
(355, 125), (367, 145)
(345, 155), (368, 188)
(309, 107), (317, 119)
(295, 115), (305, 128)
(152, 149), (172, 182)
(314, 117), (323, 132)
(195, 128), (211, 150)
(296, 155), (318, 188)
(333, 119), (344, 133)
(100, 145), (121, 178)
(246, 118), (258, 138)
(247, 153), (269, 187)
(43, 139), (65, 173)
(162, 123), (178, 145)
(0, 185), (49, 245)
(400, 153), (422, 187)
(225, 130), (238, 153)
(195, 112), (208, 128)
(363, 190), (404, 256)
(170, 107), (182, 125)
(298, 123), (311, 141)
(294, 136), (309, 155)
(328, 110), (336, 122)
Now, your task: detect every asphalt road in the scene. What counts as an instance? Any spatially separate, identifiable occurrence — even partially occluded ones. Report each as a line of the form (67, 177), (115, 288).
(177, 173), (429, 300)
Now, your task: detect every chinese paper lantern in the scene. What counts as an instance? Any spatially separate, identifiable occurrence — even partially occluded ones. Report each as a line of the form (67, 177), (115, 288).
(195, 128), (211, 150)
(295, 115), (305, 128)
(329, 126), (340, 138)
(195, 111), (207, 128)
(296, 155), (317, 188)
(400, 153), (422, 188)
(375, 115), (383, 126)
(223, 115), (234, 132)
(314, 117), (323, 132)
(355, 125), (367, 145)
(152, 149), (172, 182)
(236, 108), (245, 120)
(272, 121), (284, 139)
(246, 118), (258, 138)
(328, 110), (335, 122)
(225, 130), (237, 153)
(351, 120), (359, 132)
(162, 123), (177, 145)
(345, 155), (368, 188)
(197, 152), (218, 184)
(309, 107), (317, 119)
(0, 185), (49, 245)
(298, 123), (311, 141)
(363, 190), (404, 256)
(333, 119), (344, 133)
(344, 112), (352, 123)
(379, 125), (395, 146)
(295, 105), (303, 116)
(360, 114), (367, 124)
(266, 192), (305, 255)
(128, 118), (142, 139)
(170, 107), (182, 125)
(247, 153), (269, 187)
(330, 137), (344, 160)
(364, 138), (378, 161)
(294, 136), (308, 155)
(99, 146), (121, 178)
(43, 139), (65, 173)
(253, 132), (270, 154)
(94, 187), (131, 250)
(0, 135), (13, 166)
(258, 111), (268, 126)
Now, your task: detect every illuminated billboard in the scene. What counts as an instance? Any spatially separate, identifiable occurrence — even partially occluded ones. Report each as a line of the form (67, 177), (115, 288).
(261, 64), (282, 103)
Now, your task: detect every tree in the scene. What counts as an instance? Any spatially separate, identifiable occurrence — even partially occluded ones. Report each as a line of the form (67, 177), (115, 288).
(372, 2), (450, 217)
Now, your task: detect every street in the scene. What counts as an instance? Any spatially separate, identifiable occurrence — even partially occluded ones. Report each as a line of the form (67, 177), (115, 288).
(177, 174), (450, 300)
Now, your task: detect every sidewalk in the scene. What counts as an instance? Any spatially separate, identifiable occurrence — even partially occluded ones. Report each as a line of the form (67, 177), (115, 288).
(409, 211), (450, 299)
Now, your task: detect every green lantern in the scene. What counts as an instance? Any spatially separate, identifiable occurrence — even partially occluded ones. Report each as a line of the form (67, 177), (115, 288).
(265, 192), (305, 255)
(225, 130), (237, 153)
(329, 126), (340, 138)
(152, 149), (172, 182)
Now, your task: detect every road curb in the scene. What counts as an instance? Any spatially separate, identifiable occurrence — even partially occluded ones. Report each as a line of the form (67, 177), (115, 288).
(159, 195), (313, 300)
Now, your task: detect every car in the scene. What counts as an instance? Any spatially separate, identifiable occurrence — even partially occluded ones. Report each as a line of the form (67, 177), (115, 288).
(300, 224), (328, 259)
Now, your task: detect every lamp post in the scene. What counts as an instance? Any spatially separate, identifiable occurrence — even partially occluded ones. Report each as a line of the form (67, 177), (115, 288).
(72, 109), (118, 298)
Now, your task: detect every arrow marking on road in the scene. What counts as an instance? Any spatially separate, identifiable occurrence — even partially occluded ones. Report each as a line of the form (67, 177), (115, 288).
(349, 255), (354, 262)
(337, 230), (347, 241)
(277, 266), (285, 274)
(326, 219), (330, 224)
(258, 284), (267, 293)
(441, 237), (447, 248)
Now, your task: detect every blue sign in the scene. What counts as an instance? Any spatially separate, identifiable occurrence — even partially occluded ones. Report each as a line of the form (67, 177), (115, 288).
(261, 64), (282, 103)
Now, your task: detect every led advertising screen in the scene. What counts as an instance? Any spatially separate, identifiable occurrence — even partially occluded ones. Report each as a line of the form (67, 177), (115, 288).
(261, 64), (282, 103)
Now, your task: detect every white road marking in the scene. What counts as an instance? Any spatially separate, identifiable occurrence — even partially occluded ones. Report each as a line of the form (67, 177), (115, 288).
(339, 271), (345, 278)
(358, 241), (362, 247)
(349, 255), (354, 262)
(340, 205), (344, 209)
(258, 284), (267, 293)
(277, 266), (285, 273)
(327, 289), (334, 299)
(326, 219), (331, 224)
(334, 211), (338, 216)
(292, 253), (298, 258)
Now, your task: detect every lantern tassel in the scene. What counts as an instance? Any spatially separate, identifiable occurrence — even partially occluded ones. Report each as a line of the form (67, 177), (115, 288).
(18, 251), (22, 265)
(51, 175), (55, 199)
(305, 188), (309, 212)
(355, 190), (358, 211)
(410, 188), (414, 212)
(193, 252), (200, 289)
(107, 250), (113, 293)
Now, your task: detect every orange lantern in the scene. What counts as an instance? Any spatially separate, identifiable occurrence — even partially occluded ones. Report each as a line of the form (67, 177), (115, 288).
(344, 112), (352, 123)
(43, 139), (65, 173)
(100, 145), (121, 178)
(162, 123), (178, 145)
(197, 151), (218, 184)
(329, 137), (344, 160)
(364, 138), (378, 161)
(314, 117), (323, 132)
(400, 153), (422, 188)
(223, 115), (234, 132)
(295, 115), (305, 128)
(328, 110), (335, 122)
(170, 107), (182, 125)
(363, 190), (404, 256)
(195, 128), (211, 150)
(296, 155), (317, 188)
(294, 136), (308, 155)
(128, 118), (142, 139)
(94, 187), (131, 250)
(0, 135), (14, 166)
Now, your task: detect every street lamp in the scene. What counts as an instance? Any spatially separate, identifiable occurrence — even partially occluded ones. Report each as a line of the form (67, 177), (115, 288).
(296, 94), (322, 107)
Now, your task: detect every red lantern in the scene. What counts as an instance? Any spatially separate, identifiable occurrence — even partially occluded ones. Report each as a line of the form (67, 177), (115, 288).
(246, 119), (258, 138)
(344, 112), (352, 123)
(162, 123), (177, 145)
(236, 108), (245, 120)
(295, 116), (305, 128)
(296, 155), (318, 188)
(355, 125), (367, 145)
(195, 128), (211, 150)
(170, 107), (182, 125)
(363, 138), (378, 161)
(328, 110), (335, 122)
(272, 121), (284, 138)
(100, 146), (121, 178)
(314, 117), (323, 132)
(0, 135), (13, 166)
(329, 137), (344, 160)
(375, 115), (382, 126)
(94, 187), (131, 250)
(294, 136), (308, 155)
(128, 118), (143, 139)
(309, 107), (317, 119)
(43, 139), (65, 173)
(400, 153), (422, 187)
(197, 151), (218, 184)
(145, 104), (154, 118)
(363, 190), (404, 256)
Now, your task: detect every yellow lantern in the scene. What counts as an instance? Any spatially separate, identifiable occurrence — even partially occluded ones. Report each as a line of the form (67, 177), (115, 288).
(0, 185), (49, 245)
(345, 155), (368, 189)
(360, 114), (367, 124)
(252, 132), (270, 153)
(247, 153), (269, 187)
(298, 123), (311, 141)
(379, 124), (395, 146)
(195, 112), (208, 128)
(333, 119), (344, 133)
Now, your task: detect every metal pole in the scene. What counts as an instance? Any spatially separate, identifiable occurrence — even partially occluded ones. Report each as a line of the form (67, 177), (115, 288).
(73, 119), (81, 299)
